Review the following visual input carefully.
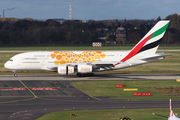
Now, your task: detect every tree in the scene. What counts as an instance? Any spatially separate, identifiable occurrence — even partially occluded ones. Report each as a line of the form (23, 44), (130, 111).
(65, 31), (72, 43)
(129, 32), (141, 44)
(156, 16), (161, 22)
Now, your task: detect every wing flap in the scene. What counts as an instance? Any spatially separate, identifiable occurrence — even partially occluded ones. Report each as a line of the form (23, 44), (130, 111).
(89, 61), (119, 68)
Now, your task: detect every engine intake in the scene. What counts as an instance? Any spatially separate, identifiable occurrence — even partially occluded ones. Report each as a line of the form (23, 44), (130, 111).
(77, 65), (92, 73)
(58, 66), (74, 75)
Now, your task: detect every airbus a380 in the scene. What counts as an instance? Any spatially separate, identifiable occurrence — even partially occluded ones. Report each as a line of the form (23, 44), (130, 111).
(153, 99), (180, 120)
(4, 20), (170, 77)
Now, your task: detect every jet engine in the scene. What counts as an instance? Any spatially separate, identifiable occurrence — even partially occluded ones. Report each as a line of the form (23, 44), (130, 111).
(58, 66), (74, 75)
(77, 65), (92, 73)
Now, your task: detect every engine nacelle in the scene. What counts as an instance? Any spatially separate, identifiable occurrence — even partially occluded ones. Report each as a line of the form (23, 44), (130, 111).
(77, 65), (92, 73)
(58, 66), (74, 75)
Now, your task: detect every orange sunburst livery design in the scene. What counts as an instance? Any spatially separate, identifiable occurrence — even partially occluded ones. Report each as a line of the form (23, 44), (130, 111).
(56, 55), (62, 60)
(51, 51), (106, 65)
(96, 51), (102, 54)
(51, 53), (56, 58)
(60, 60), (66, 64)
(54, 60), (60, 65)
(54, 52), (59, 54)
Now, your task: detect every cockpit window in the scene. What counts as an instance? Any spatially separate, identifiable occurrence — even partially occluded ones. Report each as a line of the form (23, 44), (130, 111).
(9, 59), (13, 61)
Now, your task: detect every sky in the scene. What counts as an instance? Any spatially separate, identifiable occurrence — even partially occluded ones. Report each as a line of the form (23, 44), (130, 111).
(0, 0), (179, 20)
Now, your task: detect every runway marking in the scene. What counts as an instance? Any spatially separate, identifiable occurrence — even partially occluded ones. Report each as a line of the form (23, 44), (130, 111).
(30, 88), (57, 90)
(0, 88), (26, 91)
(0, 96), (33, 97)
(19, 80), (37, 98)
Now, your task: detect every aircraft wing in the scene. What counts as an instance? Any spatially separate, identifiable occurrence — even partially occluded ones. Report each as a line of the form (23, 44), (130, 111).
(92, 64), (114, 67)
(43, 61), (118, 71)
(140, 53), (171, 61)
(152, 113), (168, 118)
(88, 61), (116, 67)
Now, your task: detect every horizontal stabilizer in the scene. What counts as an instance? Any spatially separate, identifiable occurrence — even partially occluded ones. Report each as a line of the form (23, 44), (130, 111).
(152, 113), (168, 118)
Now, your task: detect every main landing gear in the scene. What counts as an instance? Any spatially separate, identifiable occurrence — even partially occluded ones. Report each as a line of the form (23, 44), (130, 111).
(77, 73), (95, 77)
(13, 70), (18, 77)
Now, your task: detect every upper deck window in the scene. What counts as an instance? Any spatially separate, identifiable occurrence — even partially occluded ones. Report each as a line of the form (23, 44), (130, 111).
(34, 55), (46, 57)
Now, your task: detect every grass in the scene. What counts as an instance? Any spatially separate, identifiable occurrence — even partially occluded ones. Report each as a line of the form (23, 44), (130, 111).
(0, 52), (20, 73)
(36, 108), (180, 120)
(71, 80), (180, 100)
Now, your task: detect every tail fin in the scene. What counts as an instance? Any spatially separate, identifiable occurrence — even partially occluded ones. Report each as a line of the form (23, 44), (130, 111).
(121, 20), (170, 62)
(170, 99), (175, 117)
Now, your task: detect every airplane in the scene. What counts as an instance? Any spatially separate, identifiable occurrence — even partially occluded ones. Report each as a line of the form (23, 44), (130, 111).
(152, 99), (180, 120)
(4, 20), (170, 77)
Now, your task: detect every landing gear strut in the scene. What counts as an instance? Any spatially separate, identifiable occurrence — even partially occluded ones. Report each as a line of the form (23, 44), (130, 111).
(13, 70), (18, 77)
(77, 73), (95, 77)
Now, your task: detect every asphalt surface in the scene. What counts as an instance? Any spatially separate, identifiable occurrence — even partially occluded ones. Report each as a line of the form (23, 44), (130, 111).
(0, 75), (180, 120)
(0, 80), (92, 120)
(1, 74), (180, 80)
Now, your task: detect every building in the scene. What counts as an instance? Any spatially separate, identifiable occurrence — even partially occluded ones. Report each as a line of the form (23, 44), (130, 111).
(116, 26), (126, 43)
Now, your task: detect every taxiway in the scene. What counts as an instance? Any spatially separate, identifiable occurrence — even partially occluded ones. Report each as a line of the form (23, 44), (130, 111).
(0, 74), (180, 120)
(1, 74), (180, 80)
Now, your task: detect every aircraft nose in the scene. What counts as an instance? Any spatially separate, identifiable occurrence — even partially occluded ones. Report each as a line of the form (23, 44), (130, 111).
(4, 61), (9, 69)
(4, 61), (12, 69)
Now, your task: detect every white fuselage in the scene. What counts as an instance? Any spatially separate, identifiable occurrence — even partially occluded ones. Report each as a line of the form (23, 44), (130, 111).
(4, 50), (150, 73)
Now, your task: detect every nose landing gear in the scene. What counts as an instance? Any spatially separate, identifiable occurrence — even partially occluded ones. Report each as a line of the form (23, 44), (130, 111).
(12, 70), (18, 77)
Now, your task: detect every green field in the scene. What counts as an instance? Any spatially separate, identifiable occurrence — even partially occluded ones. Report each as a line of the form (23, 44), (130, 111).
(71, 80), (180, 100)
(37, 108), (180, 120)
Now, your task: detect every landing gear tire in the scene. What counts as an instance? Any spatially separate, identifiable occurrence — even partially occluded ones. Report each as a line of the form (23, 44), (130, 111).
(12, 70), (18, 77)
(77, 73), (80, 77)
(87, 73), (95, 77)
(77, 73), (95, 77)
(77, 73), (83, 77)
(14, 73), (18, 77)
(91, 73), (95, 77)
